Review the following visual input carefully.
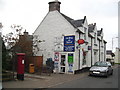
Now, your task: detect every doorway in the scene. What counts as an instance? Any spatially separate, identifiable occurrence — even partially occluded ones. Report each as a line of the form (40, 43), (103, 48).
(60, 54), (66, 73)
(94, 51), (98, 63)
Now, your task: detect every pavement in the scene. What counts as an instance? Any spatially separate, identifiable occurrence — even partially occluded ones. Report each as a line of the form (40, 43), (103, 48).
(2, 71), (89, 89)
(0, 82), (2, 90)
(2, 64), (119, 89)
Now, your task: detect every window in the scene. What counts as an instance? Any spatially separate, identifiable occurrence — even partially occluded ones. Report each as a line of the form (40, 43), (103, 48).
(94, 62), (107, 67)
(82, 51), (86, 65)
(61, 55), (66, 66)
(94, 33), (96, 43)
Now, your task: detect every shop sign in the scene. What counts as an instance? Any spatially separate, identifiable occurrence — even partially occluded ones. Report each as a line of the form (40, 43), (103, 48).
(68, 53), (73, 63)
(54, 52), (59, 73)
(54, 60), (59, 73)
(54, 52), (59, 61)
(54, 61), (59, 68)
(78, 39), (84, 44)
(64, 35), (75, 52)
(68, 64), (73, 73)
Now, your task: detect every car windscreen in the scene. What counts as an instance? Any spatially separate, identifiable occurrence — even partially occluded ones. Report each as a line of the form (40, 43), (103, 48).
(94, 62), (108, 67)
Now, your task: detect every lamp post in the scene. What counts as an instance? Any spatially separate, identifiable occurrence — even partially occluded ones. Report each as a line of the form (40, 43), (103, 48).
(112, 37), (118, 51)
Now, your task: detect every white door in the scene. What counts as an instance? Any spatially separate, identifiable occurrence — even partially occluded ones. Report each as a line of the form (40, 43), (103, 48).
(60, 54), (66, 73)
(94, 51), (97, 63)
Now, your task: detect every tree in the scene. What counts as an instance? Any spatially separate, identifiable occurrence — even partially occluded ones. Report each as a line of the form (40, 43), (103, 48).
(0, 23), (12, 70)
(2, 39), (12, 70)
(2, 24), (25, 77)
(2, 24), (24, 49)
(2, 24), (42, 73)
(33, 35), (45, 56)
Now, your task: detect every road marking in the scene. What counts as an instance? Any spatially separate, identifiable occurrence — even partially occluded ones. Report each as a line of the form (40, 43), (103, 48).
(47, 82), (66, 88)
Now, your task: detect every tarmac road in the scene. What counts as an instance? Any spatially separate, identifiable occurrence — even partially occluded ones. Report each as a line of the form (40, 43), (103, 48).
(2, 64), (119, 89)
(52, 65), (119, 88)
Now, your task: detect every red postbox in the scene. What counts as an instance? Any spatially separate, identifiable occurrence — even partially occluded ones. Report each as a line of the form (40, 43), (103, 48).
(16, 53), (25, 80)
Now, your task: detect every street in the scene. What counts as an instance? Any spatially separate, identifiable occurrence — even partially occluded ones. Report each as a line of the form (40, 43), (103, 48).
(2, 65), (119, 89)
(52, 65), (119, 88)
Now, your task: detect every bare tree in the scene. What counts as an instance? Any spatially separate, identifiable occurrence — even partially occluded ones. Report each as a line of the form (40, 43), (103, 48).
(2, 24), (25, 49)
(33, 35), (45, 56)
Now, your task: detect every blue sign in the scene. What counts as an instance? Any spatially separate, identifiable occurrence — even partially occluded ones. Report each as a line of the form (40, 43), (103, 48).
(64, 36), (75, 52)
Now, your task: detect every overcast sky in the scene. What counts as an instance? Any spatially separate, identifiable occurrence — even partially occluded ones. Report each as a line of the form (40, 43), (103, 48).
(0, 0), (119, 52)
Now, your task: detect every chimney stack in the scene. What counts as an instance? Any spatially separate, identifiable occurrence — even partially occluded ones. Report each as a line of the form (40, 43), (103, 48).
(24, 30), (28, 36)
(48, 0), (61, 12)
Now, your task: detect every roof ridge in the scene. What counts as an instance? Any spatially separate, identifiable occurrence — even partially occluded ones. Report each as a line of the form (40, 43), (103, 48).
(60, 13), (84, 28)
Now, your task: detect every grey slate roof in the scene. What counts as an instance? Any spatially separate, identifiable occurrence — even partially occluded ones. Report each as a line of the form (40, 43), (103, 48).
(103, 40), (107, 43)
(88, 23), (96, 33)
(97, 30), (101, 36)
(71, 19), (84, 27)
(61, 13), (85, 28)
(97, 28), (103, 36)
(97, 30), (102, 36)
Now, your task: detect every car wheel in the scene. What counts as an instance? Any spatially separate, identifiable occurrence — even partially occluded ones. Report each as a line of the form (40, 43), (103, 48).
(111, 70), (113, 75)
(89, 73), (91, 76)
(105, 72), (108, 78)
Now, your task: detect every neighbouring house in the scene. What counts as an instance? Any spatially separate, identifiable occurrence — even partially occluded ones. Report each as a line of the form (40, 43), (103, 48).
(97, 28), (107, 62)
(114, 48), (120, 64)
(88, 24), (107, 66)
(106, 50), (115, 64)
(33, 0), (107, 74)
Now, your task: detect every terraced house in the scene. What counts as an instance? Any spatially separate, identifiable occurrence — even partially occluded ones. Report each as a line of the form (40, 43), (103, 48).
(33, 0), (107, 74)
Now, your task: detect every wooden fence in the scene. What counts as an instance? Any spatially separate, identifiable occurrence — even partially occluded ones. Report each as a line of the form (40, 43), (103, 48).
(25, 56), (43, 72)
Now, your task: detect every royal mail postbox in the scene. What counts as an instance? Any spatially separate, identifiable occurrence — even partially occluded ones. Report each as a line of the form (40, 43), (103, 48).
(16, 53), (25, 80)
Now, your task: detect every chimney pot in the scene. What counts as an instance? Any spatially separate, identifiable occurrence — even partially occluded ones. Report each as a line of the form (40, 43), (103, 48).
(48, 0), (61, 12)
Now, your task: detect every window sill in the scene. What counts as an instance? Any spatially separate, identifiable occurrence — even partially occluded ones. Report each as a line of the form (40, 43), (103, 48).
(94, 43), (98, 46)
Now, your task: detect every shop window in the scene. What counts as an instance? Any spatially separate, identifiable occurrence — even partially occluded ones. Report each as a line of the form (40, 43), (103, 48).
(61, 55), (66, 66)
(61, 67), (65, 72)
(82, 51), (86, 65)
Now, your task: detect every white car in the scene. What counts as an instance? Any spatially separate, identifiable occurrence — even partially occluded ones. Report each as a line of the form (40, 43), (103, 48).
(89, 61), (113, 77)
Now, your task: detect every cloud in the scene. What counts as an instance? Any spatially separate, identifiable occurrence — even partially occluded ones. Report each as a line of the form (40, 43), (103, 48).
(76, 0), (118, 17)
(0, 0), (5, 11)
(0, 0), (119, 51)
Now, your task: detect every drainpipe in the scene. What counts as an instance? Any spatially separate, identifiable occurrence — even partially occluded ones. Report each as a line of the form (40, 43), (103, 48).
(104, 43), (106, 61)
(78, 32), (80, 69)
(99, 40), (100, 61)
(91, 37), (93, 66)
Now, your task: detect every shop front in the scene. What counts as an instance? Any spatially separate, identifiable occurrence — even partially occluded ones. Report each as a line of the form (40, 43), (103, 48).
(54, 52), (75, 74)
(54, 35), (75, 74)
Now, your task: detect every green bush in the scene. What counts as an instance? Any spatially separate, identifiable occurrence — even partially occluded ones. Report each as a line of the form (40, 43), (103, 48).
(2, 40), (12, 70)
